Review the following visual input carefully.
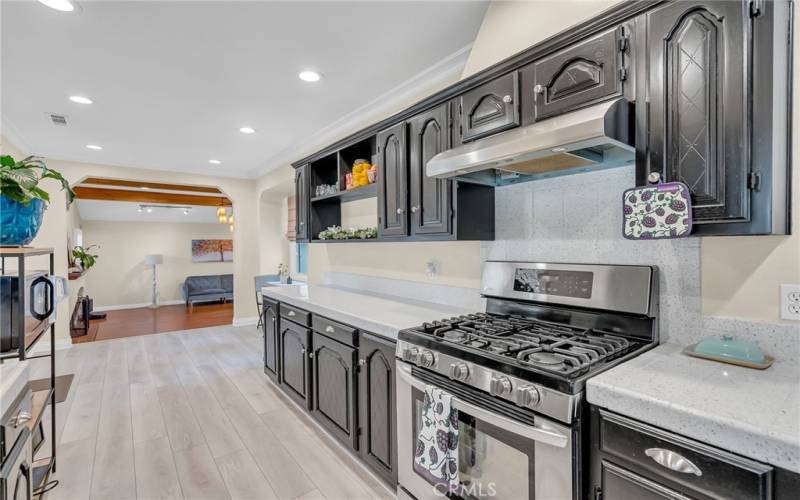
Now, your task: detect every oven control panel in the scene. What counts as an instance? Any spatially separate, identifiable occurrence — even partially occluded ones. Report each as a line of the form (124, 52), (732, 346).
(513, 268), (593, 299)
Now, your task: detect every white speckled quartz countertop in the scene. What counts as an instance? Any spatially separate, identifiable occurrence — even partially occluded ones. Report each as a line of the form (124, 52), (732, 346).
(261, 284), (476, 341)
(587, 343), (800, 473)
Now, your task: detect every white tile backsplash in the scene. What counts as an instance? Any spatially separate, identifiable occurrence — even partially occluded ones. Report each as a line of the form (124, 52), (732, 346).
(482, 165), (799, 355)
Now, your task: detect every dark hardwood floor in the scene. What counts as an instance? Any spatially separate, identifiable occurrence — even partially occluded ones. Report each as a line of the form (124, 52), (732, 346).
(72, 302), (234, 343)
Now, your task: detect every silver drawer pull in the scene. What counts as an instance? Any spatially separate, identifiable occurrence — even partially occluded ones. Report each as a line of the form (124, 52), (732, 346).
(288, 311), (296, 317)
(325, 326), (335, 334)
(645, 448), (702, 477)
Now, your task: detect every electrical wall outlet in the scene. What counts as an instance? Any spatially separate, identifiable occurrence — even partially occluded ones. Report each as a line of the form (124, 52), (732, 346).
(780, 284), (800, 321)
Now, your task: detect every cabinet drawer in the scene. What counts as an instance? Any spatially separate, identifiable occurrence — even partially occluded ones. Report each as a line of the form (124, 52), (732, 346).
(602, 461), (691, 500)
(459, 72), (520, 142)
(521, 26), (623, 123)
(312, 315), (357, 346)
(280, 303), (311, 326)
(599, 410), (772, 500)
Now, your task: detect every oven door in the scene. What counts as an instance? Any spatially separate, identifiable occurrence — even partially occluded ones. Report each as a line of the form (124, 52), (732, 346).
(397, 361), (574, 500)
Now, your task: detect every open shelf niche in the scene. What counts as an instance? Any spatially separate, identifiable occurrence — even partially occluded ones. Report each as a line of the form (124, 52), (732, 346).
(309, 136), (379, 241)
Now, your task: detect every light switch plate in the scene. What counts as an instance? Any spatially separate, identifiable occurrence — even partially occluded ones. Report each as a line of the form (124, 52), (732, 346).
(780, 284), (800, 321)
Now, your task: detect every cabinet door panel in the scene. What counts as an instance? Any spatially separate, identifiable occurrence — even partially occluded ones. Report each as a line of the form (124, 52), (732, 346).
(602, 461), (691, 500)
(312, 332), (357, 449)
(460, 72), (520, 142)
(409, 103), (452, 236)
(263, 299), (279, 383)
(377, 122), (408, 238)
(295, 164), (310, 241)
(358, 333), (397, 485)
(280, 321), (310, 408)
(522, 27), (624, 122)
(647, 1), (749, 226)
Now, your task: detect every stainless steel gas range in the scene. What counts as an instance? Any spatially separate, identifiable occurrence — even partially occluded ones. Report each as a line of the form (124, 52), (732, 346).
(395, 261), (659, 500)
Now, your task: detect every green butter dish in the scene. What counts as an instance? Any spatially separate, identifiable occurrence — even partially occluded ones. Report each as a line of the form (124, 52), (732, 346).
(683, 335), (774, 369)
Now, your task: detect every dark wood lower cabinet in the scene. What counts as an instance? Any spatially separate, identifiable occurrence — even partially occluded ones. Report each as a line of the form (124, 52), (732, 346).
(311, 332), (358, 449)
(279, 319), (311, 410)
(272, 303), (398, 487)
(262, 298), (280, 383)
(358, 332), (398, 485)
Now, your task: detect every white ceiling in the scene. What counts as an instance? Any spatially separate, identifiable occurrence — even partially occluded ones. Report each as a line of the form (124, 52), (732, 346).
(77, 199), (224, 224)
(1, 1), (488, 178)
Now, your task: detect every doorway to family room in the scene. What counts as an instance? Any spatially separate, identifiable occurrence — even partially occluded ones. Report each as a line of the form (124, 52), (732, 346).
(67, 178), (235, 343)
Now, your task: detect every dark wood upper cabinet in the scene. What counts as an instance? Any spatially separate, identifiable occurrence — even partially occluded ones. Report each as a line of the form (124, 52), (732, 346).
(459, 72), (520, 142)
(295, 164), (310, 241)
(262, 298), (280, 384)
(643, 0), (756, 233)
(279, 319), (311, 410)
(520, 26), (627, 123)
(377, 122), (408, 238)
(358, 332), (397, 485)
(409, 103), (452, 236)
(311, 332), (358, 450)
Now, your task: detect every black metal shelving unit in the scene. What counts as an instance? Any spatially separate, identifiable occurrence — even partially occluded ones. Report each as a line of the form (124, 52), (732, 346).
(0, 247), (58, 496)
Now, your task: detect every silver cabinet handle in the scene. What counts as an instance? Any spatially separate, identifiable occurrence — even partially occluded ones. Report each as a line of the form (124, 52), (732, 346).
(308, 352), (314, 359)
(648, 171), (662, 184)
(325, 326), (335, 333)
(533, 84), (545, 94)
(502, 94), (513, 104)
(300, 347), (306, 354)
(645, 448), (702, 476)
(358, 358), (366, 366)
(396, 208), (404, 214)
(299, 221), (304, 226)
(410, 206), (419, 213)
(288, 310), (296, 317)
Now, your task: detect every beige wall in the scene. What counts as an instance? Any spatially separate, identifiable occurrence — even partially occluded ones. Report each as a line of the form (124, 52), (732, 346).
(1, 135), (265, 337)
(82, 221), (233, 308)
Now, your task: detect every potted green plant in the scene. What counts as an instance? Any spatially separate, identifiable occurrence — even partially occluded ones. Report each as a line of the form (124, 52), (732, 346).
(72, 245), (100, 271)
(0, 155), (74, 246)
(278, 263), (291, 284)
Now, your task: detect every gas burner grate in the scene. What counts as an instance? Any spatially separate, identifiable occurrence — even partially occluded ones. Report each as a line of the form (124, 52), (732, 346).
(416, 313), (633, 376)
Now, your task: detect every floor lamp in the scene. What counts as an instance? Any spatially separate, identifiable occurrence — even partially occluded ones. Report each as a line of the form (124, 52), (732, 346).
(145, 254), (163, 309)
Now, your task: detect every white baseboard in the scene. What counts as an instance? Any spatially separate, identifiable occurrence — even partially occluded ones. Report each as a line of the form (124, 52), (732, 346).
(232, 316), (259, 327)
(28, 336), (73, 354)
(93, 299), (185, 312)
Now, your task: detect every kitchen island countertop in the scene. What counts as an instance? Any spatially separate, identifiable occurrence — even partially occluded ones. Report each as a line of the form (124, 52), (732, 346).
(587, 343), (800, 473)
(261, 283), (475, 341)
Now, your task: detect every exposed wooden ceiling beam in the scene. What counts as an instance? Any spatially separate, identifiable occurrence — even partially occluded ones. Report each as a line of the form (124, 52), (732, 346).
(73, 186), (232, 206)
(79, 177), (222, 194)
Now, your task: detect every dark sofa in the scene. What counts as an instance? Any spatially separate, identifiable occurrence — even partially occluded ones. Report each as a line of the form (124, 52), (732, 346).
(181, 274), (233, 307)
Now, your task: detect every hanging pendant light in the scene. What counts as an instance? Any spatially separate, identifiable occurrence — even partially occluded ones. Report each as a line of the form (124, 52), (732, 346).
(229, 224), (234, 233)
(227, 214), (234, 225)
(216, 205), (226, 218)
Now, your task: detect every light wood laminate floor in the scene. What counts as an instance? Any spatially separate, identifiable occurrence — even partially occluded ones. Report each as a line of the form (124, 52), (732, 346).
(28, 325), (394, 500)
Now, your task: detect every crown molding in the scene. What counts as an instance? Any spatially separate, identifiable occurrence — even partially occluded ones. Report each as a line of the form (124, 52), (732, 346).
(249, 43), (473, 178)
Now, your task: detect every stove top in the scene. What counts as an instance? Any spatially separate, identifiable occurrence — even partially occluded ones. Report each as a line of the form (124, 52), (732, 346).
(416, 313), (634, 377)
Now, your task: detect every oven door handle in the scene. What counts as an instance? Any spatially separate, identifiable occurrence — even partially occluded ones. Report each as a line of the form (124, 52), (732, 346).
(398, 364), (569, 448)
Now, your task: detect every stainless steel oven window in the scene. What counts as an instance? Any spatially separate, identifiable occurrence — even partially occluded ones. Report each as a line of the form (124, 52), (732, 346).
(397, 362), (574, 500)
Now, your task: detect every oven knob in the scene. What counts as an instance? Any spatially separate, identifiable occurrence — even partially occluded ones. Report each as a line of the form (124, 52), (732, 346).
(418, 350), (436, 368)
(402, 347), (419, 363)
(515, 385), (541, 408)
(448, 362), (470, 381)
(489, 376), (513, 397)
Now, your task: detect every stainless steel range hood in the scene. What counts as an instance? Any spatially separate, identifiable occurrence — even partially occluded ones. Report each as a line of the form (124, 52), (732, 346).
(427, 98), (635, 185)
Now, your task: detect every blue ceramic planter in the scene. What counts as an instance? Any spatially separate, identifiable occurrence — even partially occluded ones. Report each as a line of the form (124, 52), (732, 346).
(0, 196), (45, 246)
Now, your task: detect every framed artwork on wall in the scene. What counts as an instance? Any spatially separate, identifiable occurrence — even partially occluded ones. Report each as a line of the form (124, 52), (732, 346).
(192, 239), (233, 262)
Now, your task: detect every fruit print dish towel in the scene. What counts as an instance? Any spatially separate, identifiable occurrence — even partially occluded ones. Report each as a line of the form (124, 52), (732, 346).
(623, 182), (693, 239)
(414, 385), (459, 489)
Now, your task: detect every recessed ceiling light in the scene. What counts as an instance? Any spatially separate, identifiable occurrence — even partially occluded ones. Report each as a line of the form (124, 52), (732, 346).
(208, 159), (221, 165)
(145, 207), (153, 213)
(69, 95), (93, 104)
(85, 144), (102, 150)
(37, 0), (76, 12)
(239, 127), (255, 134)
(140, 186), (149, 190)
(298, 70), (322, 82)
(183, 208), (191, 215)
